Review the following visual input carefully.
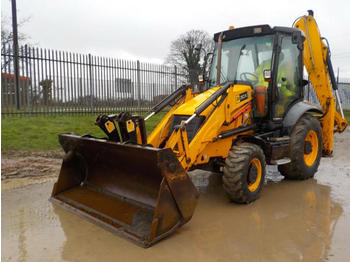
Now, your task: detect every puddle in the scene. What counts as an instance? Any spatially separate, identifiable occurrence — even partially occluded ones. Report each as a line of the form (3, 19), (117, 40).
(2, 170), (349, 262)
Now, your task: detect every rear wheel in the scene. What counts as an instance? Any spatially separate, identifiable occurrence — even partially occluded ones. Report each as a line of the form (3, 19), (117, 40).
(278, 114), (322, 180)
(223, 143), (266, 204)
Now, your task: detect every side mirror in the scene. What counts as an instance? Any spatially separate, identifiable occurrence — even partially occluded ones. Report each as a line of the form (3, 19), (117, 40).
(198, 74), (204, 85)
(302, 79), (309, 87)
(263, 69), (272, 82)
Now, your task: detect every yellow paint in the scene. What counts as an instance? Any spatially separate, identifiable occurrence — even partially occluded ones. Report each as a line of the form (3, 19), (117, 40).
(147, 95), (189, 147)
(174, 87), (221, 116)
(126, 120), (135, 133)
(152, 84), (254, 171)
(135, 126), (142, 144)
(248, 158), (262, 192)
(304, 130), (319, 166)
(104, 121), (115, 133)
(294, 14), (348, 155)
(334, 112), (348, 133)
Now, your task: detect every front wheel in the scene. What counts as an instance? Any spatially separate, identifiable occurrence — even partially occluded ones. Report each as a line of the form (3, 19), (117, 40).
(223, 143), (266, 204)
(278, 114), (322, 180)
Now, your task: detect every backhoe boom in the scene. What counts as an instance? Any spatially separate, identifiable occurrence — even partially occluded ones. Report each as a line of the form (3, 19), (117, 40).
(293, 11), (348, 155)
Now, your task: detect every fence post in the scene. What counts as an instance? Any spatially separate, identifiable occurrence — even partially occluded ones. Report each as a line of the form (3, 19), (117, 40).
(25, 44), (30, 114)
(89, 54), (94, 113)
(11, 0), (21, 111)
(174, 65), (177, 91)
(137, 60), (141, 114)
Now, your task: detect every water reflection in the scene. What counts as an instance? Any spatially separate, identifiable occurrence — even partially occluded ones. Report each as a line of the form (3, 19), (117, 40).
(190, 176), (343, 262)
(18, 208), (27, 262)
(53, 171), (343, 262)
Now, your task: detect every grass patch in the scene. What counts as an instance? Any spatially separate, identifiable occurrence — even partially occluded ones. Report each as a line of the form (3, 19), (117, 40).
(2, 110), (347, 152)
(344, 110), (350, 122)
(1, 112), (167, 151)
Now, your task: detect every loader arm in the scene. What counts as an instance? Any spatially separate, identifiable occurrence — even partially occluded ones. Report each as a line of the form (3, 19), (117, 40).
(147, 86), (195, 147)
(162, 82), (255, 171)
(293, 11), (348, 155)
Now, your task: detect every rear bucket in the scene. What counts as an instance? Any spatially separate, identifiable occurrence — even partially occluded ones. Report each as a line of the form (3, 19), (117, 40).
(50, 133), (199, 247)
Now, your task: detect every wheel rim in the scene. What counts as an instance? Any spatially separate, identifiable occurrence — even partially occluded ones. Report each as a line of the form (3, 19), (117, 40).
(247, 157), (262, 192)
(304, 130), (318, 167)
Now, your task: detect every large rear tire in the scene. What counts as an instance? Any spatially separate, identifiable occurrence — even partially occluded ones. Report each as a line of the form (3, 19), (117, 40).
(223, 143), (266, 204)
(278, 114), (322, 180)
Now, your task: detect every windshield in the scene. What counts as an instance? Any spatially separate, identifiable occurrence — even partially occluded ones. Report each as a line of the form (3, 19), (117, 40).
(209, 35), (274, 87)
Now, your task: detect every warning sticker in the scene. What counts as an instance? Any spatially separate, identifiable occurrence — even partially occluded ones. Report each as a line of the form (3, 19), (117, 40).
(126, 120), (135, 133)
(105, 121), (115, 133)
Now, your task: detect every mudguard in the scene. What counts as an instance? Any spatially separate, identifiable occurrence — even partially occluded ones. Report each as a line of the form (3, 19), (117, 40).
(283, 101), (323, 133)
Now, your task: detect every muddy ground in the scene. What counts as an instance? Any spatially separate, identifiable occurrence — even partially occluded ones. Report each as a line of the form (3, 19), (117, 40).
(1, 151), (63, 190)
(2, 129), (350, 262)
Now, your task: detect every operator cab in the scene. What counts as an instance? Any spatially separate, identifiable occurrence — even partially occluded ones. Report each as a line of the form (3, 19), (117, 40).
(209, 25), (305, 121)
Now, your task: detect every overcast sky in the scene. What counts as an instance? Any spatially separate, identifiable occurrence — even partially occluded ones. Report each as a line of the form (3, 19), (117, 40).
(2, 0), (350, 79)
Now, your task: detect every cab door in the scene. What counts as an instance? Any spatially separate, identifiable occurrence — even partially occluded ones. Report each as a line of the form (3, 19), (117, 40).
(273, 35), (303, 119)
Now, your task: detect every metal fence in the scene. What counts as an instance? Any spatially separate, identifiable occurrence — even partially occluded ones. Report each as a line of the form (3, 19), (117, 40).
(338, 82), (350, 110)
(1, 44), (186, 116)
(2, 44), (350, 116)
(304, 82), (350, 110)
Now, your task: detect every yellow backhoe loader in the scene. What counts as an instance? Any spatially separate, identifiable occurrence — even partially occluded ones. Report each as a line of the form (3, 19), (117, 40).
(50, 10), (348, 247)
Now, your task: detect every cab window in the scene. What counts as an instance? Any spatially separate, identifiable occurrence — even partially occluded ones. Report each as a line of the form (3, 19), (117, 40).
(274, 35), (302, 117)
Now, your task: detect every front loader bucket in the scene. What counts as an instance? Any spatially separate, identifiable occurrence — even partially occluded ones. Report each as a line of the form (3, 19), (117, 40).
(50, 134), (199, 247)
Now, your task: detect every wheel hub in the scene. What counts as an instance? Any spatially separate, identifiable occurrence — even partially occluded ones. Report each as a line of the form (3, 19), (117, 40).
(304, 130), (319, 167)
(247, 157), (262, 193)
(304, 141), (312, 154)
(248, 165), (258, 184)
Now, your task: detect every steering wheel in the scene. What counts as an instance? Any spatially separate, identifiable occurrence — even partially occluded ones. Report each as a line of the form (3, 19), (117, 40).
(240, 72), (259, 85)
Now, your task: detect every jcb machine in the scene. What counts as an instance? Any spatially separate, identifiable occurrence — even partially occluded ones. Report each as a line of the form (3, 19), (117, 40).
(50, 11), (348, 247)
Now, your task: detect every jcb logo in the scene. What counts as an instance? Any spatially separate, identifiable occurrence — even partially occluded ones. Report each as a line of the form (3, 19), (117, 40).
(236, 92), (248, 103)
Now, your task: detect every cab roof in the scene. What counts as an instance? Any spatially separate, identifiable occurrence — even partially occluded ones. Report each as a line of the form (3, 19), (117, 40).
(213, 25), (304, 42)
